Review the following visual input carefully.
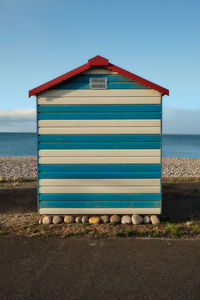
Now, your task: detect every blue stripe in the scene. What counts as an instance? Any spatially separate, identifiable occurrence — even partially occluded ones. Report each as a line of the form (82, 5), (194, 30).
(39, 194), (161, 201)
(39, 164), (161, 172)
(50, 82), (149, 90)
(39, 172), (161, 179)
(38, 164), (161, 172)
(39, 141), (161, 149)
(39, 201), (160, 208)
(38, 134), (161, 142)
(38, 112), (161, 120)
(66, 74), (134, 82)
(38, 105), (161, 112)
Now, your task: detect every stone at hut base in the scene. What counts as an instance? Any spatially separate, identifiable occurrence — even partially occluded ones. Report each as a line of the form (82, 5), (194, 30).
(52, 216), (62, 224)
(143, 216), (151, 224)
(39, 218), (42, 224)
(121, 215), (132, 224)
(110, 215), (121, 224)
(75, 216), (82, 224)
(151, 215), (160, 225)
(89, 217), (100, 224)
(100, 215), (109, 224)
(82, 216), (89, 223)
(42, 216), (52, 225)
(132, 214), (143, 225)
(64, 215), (75, 224)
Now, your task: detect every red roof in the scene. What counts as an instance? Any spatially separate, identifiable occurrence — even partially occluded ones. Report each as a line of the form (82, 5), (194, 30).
(29, 55), (169, 97)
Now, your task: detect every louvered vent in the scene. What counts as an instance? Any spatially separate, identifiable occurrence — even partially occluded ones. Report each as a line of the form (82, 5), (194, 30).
(90, 78), (107, 89)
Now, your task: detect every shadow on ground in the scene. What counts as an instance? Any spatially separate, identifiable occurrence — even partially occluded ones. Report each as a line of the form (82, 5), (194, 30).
(0, 185), (37, 213)
(162, 181), (200, 221)
(0, 181), (200, 221)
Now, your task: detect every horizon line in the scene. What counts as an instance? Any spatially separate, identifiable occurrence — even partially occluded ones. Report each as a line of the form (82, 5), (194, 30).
(0, 132), (200, 136)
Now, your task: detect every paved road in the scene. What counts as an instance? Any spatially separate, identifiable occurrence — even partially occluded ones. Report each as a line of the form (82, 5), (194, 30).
(1, 238), (200, 300)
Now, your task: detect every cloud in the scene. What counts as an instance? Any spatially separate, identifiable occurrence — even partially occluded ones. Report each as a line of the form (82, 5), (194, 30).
(0, 108), (36, 132)
(163, 106), (200, 134)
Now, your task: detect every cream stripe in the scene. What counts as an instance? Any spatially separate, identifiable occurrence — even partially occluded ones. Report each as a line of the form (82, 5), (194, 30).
(39, 89), (161, 97)
(39, 157), (161, 164)
(37, 96), (161, 105)
(39, 179), (160, 186)
(39, 149), (160, 157)
(38, 127), (161, 135)
(39, 208), (161, 215)
(39, 186), (160, 194)
(38, 119), (161, 127)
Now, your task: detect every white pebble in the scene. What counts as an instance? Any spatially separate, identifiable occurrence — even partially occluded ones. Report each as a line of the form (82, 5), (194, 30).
(121, 215), (132, 224)
(100, 215), (109, 224)
(42, 216), (52, 225)
(82, 216), (89, 223)
(52, 216), (62, 224)
(150, 215), (160, 225)
(75, 216), (82, 224)
(110, 215), (121, 223)
(132, 214), (143, 225)
(64, 215), (75, 224)
(143, 216), (151, 224)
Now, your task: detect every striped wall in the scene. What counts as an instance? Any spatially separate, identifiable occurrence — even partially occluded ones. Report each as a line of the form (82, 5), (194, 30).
(37, 70), (162, 215)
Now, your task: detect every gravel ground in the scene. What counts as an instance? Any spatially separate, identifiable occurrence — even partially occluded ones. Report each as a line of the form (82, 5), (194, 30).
(0, 156), (199, 178)
(163, 157), (200, 177)
(0, 156), (37, 179)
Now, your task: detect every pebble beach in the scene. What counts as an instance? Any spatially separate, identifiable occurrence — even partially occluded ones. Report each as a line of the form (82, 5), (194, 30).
(0, 156), (199, 179)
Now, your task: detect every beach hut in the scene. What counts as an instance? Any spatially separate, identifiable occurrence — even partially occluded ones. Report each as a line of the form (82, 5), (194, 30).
(29, 55), (169, 217)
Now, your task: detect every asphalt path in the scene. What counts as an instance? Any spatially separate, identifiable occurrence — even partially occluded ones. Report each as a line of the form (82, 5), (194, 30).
(1, 238), (200, 300)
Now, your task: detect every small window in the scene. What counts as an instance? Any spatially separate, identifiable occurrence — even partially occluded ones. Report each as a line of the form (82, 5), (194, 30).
(90, 77), (107, 89)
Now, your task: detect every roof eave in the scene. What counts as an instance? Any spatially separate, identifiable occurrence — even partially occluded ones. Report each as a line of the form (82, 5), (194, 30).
(29, 62), (91, 97)
(105, 64), (169, 96)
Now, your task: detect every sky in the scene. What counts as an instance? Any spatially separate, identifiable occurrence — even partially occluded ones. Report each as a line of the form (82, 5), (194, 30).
(0, 0), (200, 133)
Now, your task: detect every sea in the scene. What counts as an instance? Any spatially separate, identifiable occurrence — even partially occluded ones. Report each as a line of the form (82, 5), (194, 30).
(0, 133), (199, 158)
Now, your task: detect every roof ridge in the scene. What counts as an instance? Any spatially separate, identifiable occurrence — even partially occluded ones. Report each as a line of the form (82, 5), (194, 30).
(29, 56), (169, 96)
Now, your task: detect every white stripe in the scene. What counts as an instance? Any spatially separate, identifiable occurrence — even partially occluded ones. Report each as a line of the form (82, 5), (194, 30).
(37, 96), (161, 105)
(39, 186), (160, 194)
(39, 208), (161, 215)
(39, 157), (161, 164)
(39, 179), (160, 186)
(39, 149), (161, 157)
(38, 127), (161, 135)
(39, 89), (161, 97)
(38, 119), (161, 127)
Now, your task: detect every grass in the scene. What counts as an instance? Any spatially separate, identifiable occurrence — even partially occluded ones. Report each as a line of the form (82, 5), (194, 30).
(0, 230), (8, 236)
(0, 178), (37, 189)
(114, 230), (136, 237)
(0, 178), (36, 183)
(163, 224), (185, 238)
(1, 220), (200, 239)
(163, 177), (200, 183)
(64, 229), (91, 238)
(185, 221), (200, 235)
